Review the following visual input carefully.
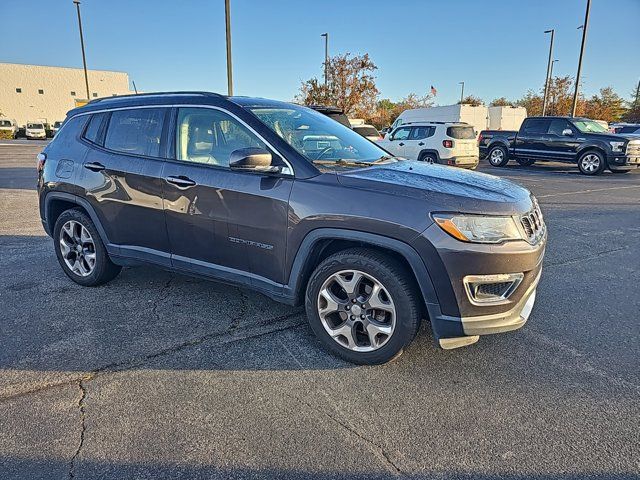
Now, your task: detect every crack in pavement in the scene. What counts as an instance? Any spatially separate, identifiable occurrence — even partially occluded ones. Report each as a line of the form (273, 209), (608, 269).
(68, 378), (88, 480)
(0, 311), (304, 403)
(292, 393), (405, 477)
(150, 275), (174, 322)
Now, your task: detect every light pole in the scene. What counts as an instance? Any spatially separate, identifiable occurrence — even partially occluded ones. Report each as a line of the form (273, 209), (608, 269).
(542, 29), (555, 116)
(459, 81), (465, 103)
(224, 0), (233, 96)
(73, 0), (90, 101)
(572, 0), (591, 117)
(321, 33), (329, 88)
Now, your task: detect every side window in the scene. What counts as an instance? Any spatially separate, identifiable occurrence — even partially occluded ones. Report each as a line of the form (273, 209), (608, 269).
(409, 126), (434, 140)
(83, 112), (107, 145)
(104, 108), (165, 157)
(175, 107), (266, 167)
(547, 119), (573, 136)
(391, 127), (411, 141)
(522, 118), (550, 135)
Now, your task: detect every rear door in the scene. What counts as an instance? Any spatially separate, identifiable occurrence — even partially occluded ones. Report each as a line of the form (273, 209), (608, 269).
(385, 126), (411, 157)
(404, 126), (433, 160)
(545, 118), (581, 161)
(162, 106), (293, 288)
(79, 107), (171, 264)
(515, 118), (551, 159)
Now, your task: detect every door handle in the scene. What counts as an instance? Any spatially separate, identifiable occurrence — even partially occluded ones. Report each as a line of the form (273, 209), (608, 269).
(83, 161), (105, 172)
(166, 175), (196, 188)
(398, 142), (405, 146)
(418, 142), (425, 146)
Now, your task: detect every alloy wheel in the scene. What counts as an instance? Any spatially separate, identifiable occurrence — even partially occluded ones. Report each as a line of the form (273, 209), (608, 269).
(580, 154), (600, 173)
(317, 270), (396, 352)
(489, 148), (504, 165)
(59, 220), (97, 277)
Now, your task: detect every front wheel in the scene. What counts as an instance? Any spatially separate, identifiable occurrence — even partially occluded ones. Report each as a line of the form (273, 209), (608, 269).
(578, 151), (605, 176)
(54, 209), (122, 287)
(488, 145), (509, 167)
(305, 248), (422, 365)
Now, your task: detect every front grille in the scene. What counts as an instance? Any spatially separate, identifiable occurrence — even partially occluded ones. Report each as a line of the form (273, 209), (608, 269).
(626, 141), (640, 156)
(520, 202), (545, 244)
(475, 282), (513, 299)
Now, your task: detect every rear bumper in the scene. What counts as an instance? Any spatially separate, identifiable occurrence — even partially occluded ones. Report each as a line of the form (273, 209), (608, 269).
(439, 155), (479, 169)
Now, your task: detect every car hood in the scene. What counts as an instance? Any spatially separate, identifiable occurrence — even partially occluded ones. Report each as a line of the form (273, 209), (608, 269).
(336, 161), (534, 215)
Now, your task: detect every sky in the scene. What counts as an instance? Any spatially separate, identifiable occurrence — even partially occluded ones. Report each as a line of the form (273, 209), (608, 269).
(1, 0), (639, 105)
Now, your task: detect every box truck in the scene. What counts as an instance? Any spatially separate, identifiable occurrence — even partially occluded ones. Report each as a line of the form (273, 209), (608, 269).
(487, 106), (527, 131)
(390, 104), (489, 137)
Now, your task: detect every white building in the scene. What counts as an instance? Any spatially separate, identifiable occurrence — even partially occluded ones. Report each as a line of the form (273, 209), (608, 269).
(0, 63), (132, 126)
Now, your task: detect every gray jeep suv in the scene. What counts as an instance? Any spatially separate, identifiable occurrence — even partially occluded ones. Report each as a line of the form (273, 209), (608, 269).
(37, 92), (546, 364)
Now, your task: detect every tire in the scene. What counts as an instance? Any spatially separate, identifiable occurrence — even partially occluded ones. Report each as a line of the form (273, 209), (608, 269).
(53, 209), (121, 287)
(418, 152), (437, 164)
(487, 145), (509, 167)
(516, 158), (536, 166)
(305, 248), (422, 365)
(578, 150), (605, 176)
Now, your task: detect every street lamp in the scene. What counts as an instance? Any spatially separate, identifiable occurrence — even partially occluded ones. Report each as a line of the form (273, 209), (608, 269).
(225, 0), (233, 96)
(321, 33), (329, 87)
(542, 29), (555, 116)
(572, 0), (591, 117)
(73, 0), (90, 101)
(459, 81), (465, 103)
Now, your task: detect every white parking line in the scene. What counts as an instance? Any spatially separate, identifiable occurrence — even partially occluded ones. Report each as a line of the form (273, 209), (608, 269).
(538, 185), (640, 198)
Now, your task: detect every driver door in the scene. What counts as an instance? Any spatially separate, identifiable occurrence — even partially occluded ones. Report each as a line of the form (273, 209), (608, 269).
(385, 126), (411, 158)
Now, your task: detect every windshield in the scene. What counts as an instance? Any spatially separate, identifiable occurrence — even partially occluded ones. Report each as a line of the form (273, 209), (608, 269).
(54, 121), (62, 128)
(0, 120), (11, 127)
(573, 120), (608, 133)
(249, 105), (391, 165)
(27, 123), (44, 129)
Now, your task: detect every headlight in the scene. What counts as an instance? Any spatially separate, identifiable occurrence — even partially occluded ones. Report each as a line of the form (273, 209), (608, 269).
(609, 141), (625, 153)
(433, 213), (525, 244)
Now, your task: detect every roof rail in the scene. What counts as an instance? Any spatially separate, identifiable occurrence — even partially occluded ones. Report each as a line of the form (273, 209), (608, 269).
(87, 91), (225, 104)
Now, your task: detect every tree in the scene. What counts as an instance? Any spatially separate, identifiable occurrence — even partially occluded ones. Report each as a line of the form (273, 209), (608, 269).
(516, 76), (583, 116)
(490, 97), (514, 107)
(458, 95), (483, 106)
(621, 81), (640, 123)
(368, 93), (434, 129)
(295, 53), (379, 118)
(583, 87), (626, 122)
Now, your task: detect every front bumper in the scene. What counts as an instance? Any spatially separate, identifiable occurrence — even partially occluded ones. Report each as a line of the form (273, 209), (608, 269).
(439, 155), (479, 169)
(412, 220), (546, 348)
(608, 153), (640, 171)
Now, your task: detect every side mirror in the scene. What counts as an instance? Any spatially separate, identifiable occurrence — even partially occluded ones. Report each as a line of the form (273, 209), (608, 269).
(229, 147), (281, 174)
(562, 128), (573, 136)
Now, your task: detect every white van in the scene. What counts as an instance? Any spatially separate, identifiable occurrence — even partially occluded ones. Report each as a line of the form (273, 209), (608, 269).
(487, 106), (527, 131)
(0, 118), (18, 139)
(25, 122), (47, 139)
(390, 104), (488, 138)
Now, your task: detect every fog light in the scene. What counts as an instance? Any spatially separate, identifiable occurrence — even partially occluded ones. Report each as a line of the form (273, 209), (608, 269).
(464, 273), (524, 305)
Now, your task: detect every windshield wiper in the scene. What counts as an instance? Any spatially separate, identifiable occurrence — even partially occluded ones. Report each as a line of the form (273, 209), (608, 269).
(311, 159), (375, 167)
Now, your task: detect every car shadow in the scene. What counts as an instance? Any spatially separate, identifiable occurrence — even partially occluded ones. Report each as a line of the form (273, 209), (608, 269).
(0, 167), (37, 189)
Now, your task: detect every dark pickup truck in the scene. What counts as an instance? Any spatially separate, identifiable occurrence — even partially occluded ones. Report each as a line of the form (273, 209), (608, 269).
(479, 116), (640, 175)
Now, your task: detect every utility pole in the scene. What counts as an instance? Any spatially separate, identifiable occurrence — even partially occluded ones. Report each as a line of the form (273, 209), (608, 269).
(73, 0), (90, 100)
(225, 0), (233, 96)
(459, 81), (465, 103)
(542, 29), (555, 116)
(572, 0), (591, 117)
(321, 33), (329, 87)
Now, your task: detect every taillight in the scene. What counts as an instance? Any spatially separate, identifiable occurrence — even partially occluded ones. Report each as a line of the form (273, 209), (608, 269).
(36, 152), (46, 172)
(477, 133), (483, 145)
(443, 140), (453, 148)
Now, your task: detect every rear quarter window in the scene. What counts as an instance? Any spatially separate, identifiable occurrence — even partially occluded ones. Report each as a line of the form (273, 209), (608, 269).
(446, 126), (475, 139)
(83, 112), (107, 144)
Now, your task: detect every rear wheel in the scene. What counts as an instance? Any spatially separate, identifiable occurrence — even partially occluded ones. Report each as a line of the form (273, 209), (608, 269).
(305, 248), (422, 365)
(578, 151), (605, 176)
(516, 158), (536, 166)
(54, 209), (121, 287)
(488, 145), (509, 167)
(418, 152), (437, 164)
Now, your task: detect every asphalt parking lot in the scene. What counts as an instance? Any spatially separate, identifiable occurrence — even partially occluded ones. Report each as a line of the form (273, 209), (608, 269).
(0, 142), (638, 479)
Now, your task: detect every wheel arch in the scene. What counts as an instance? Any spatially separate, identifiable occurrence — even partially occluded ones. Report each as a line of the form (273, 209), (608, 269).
(417, 149), (440, 162)
(44, 192), (111, 247)
(576, 144), (607, 162)
(285, 229), (440, 315)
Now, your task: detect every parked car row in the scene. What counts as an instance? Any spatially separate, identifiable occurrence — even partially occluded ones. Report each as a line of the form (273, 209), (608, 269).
(0, 117), (64, 139)
(479, 116), (640, 176)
